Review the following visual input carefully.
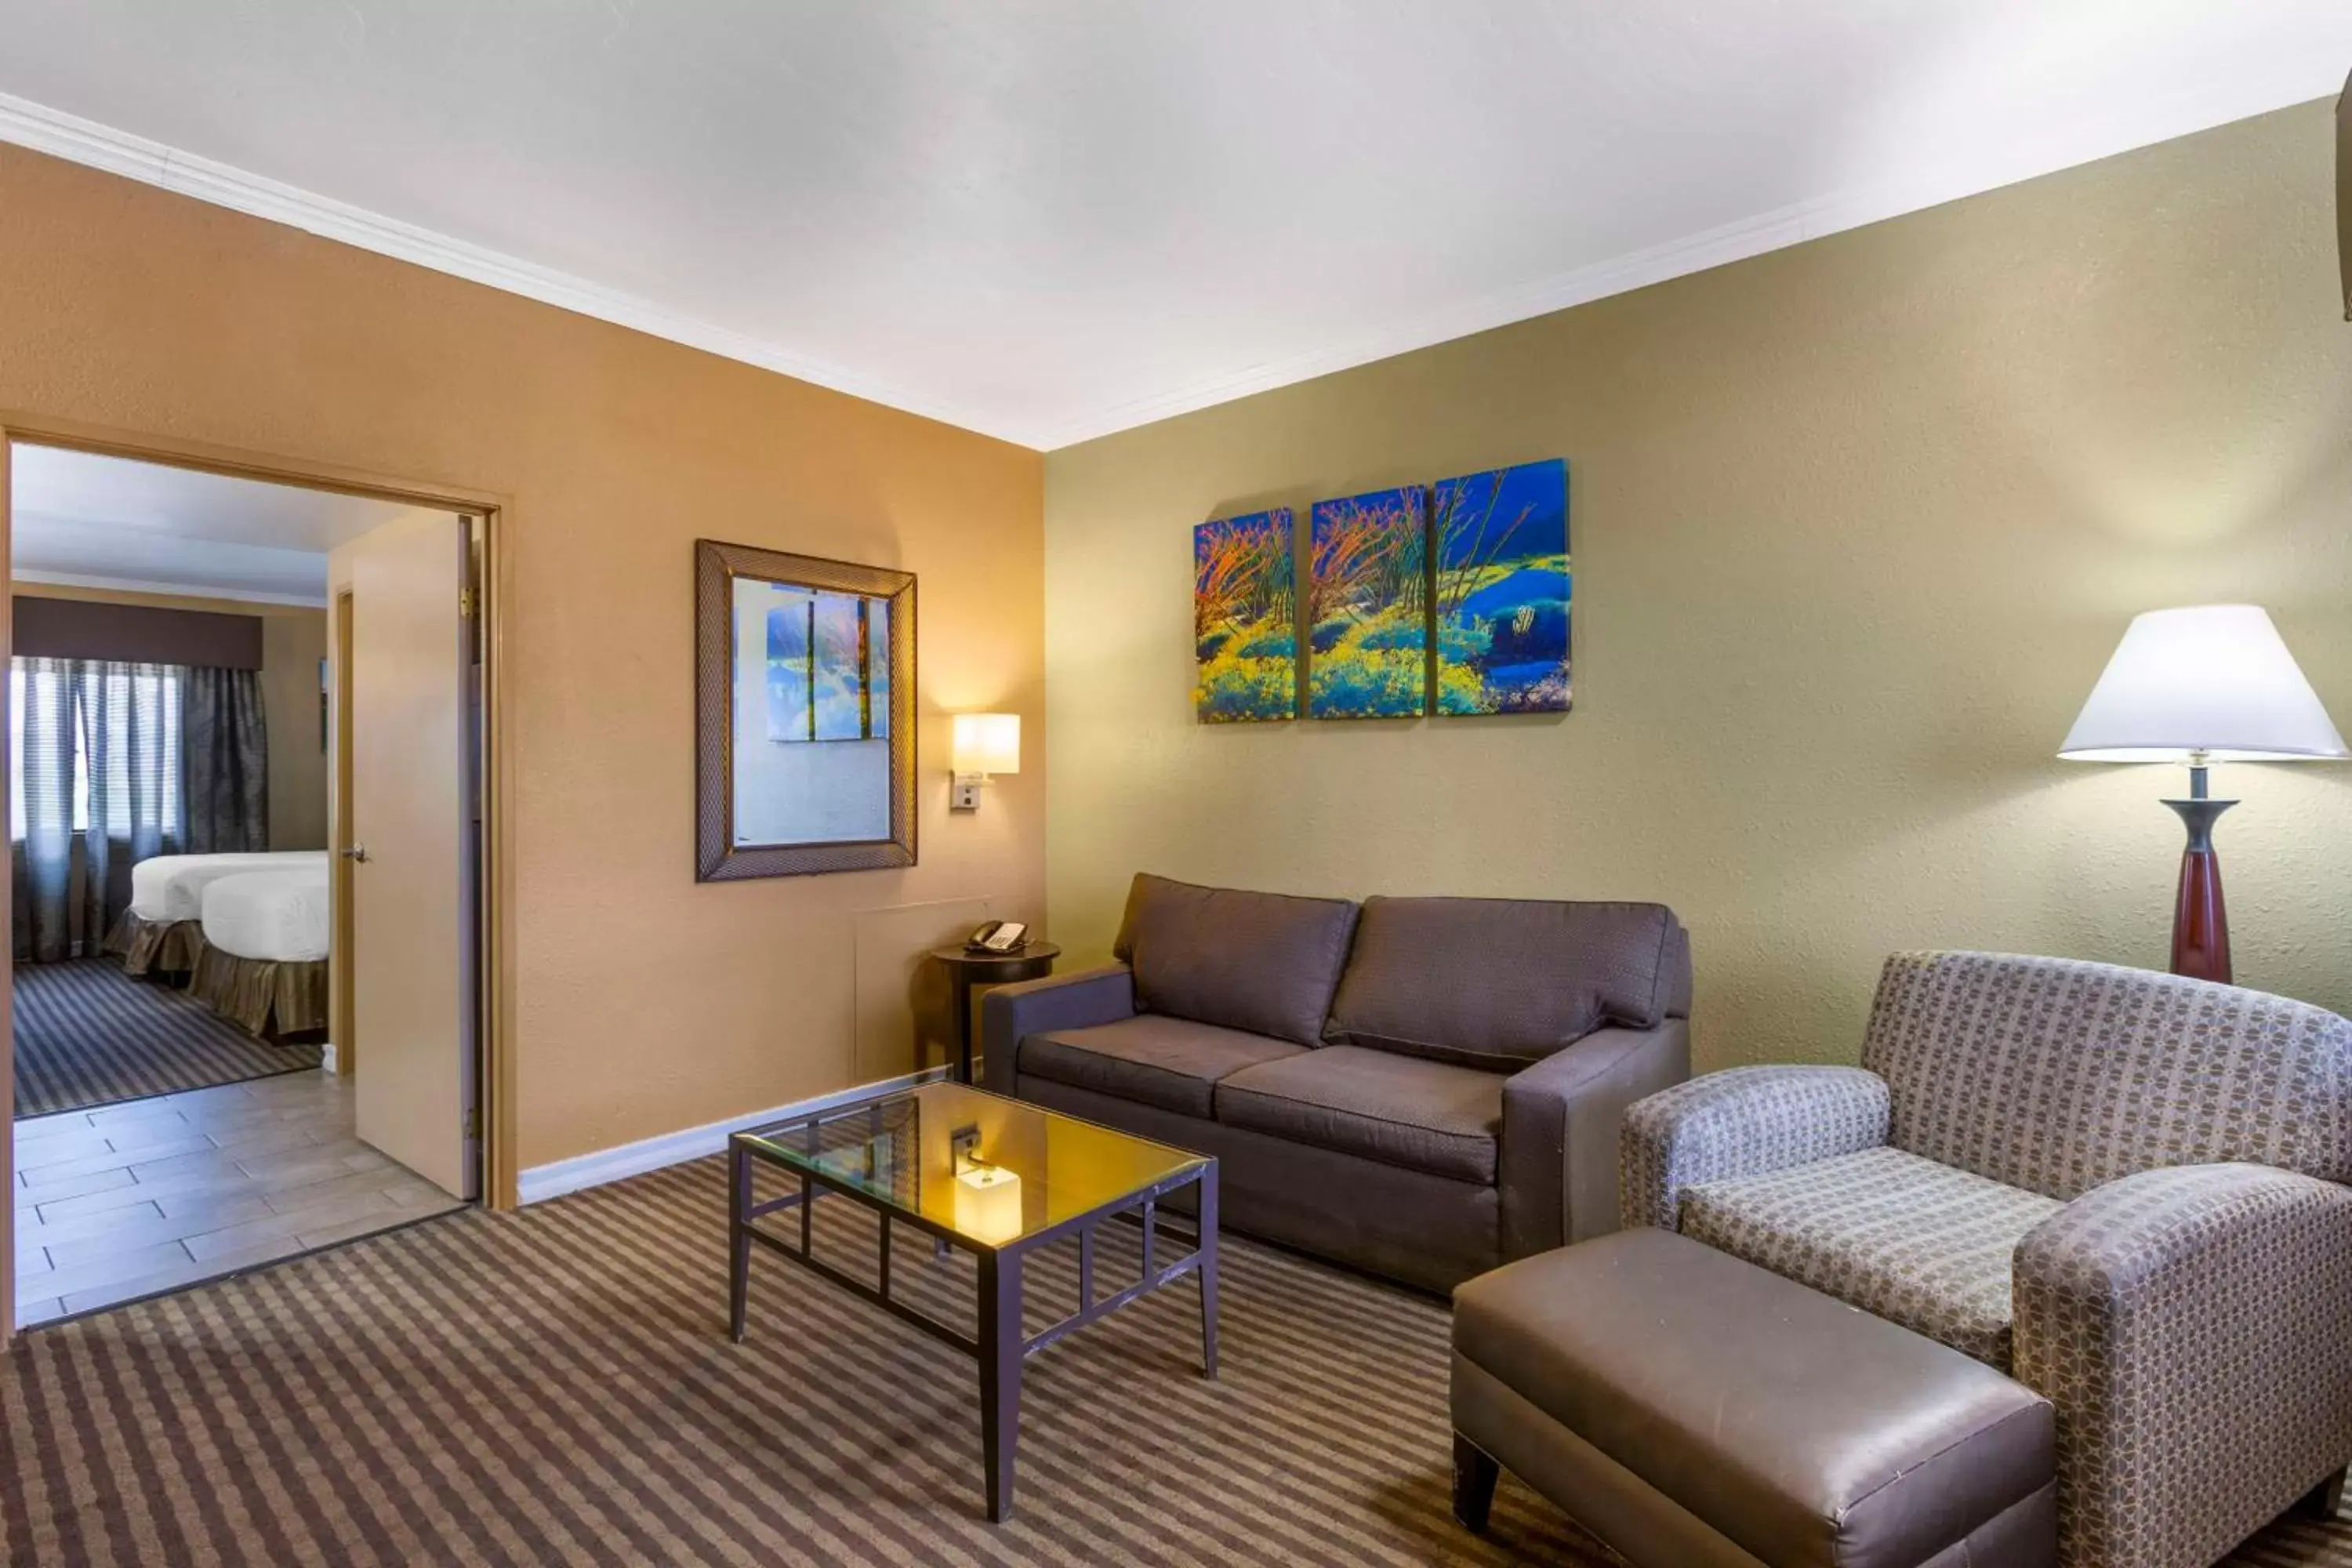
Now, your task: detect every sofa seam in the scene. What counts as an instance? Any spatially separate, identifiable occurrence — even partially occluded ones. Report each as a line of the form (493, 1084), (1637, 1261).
(1329, 1030), (1565, 1071)
(1832, 1400), (2054, 1551)
(1217, 1083), (1497, 1181)
(1645, 913), (1671, 1025)
(1027, 1034), (1303, 1115)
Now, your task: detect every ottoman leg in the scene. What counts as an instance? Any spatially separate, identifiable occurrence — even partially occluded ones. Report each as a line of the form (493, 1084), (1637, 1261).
(2299, 1466), (2347, 1522)
(1453, 1432), (1499, 1533)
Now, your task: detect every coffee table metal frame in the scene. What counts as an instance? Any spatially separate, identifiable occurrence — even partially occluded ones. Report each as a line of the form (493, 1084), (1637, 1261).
(727, 1089), (1219, 1523)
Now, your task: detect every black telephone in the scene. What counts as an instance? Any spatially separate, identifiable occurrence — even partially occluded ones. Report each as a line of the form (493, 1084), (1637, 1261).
(966, 920), (1029, 954)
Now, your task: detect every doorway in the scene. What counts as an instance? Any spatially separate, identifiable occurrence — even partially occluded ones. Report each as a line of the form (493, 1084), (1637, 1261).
(0, 428), (506, 1333)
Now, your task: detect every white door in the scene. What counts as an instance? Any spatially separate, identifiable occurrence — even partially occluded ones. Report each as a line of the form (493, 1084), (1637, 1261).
(347, 512), (477, 1199)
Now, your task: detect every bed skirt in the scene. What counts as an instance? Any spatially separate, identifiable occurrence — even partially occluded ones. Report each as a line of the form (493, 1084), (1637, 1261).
(190, 943), (329, 1038)
(107, 910), (205, 978)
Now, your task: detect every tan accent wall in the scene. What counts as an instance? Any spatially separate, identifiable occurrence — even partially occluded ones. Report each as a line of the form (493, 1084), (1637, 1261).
(9, 582), (329, 851)
(1043, 102), (2352, 1072)
(0, 141), (1045, 1173)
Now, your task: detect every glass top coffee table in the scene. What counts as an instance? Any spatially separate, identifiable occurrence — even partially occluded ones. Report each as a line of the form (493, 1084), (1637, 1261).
(727, 1080), (1219, 1523)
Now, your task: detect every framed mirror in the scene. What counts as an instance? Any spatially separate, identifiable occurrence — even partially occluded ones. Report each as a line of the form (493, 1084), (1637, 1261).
(695, 539), (916, 880)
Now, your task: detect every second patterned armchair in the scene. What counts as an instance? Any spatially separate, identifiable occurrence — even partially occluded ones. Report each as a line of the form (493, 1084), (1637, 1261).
(1621, 950), (2352, 1568)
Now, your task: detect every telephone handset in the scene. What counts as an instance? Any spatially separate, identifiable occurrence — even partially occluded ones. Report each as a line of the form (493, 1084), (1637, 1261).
(966, 920), (1029, 954)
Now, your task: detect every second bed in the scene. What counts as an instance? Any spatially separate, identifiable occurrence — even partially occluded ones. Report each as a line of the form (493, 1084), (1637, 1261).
(188, 864), (332, 1037)
(113, 851), (327, 978)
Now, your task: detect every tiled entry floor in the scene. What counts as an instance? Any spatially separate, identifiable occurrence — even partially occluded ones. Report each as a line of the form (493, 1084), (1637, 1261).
(13, 1069), (463, 1327)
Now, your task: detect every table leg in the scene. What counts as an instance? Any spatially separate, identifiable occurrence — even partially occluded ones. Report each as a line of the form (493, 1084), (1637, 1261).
(728, 1142), (752, 1344)
(953, 970), (976, 1083)
(1196, 1164), (1220, 1381)
(978, 1248), (1024, 1523)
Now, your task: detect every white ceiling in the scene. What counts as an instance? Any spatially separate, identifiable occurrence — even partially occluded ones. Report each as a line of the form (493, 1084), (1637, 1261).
(0, 2), (2347, 450)
(9, 445), (423, 605)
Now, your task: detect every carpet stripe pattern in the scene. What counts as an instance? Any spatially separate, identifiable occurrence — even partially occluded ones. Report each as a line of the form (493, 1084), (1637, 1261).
(12, 960), (320, 1119)
(1, 1157), (2347, 1566)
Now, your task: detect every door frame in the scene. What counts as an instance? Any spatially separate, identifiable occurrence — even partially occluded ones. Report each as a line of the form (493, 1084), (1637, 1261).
(331, 588), (358, 1076)
(0, 412), (518, 1346)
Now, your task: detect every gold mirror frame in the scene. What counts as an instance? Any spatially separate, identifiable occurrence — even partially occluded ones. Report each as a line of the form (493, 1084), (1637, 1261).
(695, 539), (916, 880)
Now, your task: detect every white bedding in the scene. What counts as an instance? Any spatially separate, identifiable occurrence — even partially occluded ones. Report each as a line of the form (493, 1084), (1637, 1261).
(200, 866), (331, 963)
(129, 851), (328, 923)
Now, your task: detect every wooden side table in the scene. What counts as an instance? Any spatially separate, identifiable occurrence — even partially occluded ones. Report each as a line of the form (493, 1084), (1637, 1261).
(930, 942), (1061, 1084)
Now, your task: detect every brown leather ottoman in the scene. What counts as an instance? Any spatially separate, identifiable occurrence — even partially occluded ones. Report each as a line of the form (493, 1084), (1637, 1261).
(1451, 1228), (2056, 1566)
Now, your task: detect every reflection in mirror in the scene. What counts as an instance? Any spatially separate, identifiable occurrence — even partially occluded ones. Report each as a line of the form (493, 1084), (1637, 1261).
(731, 577), (892, 846)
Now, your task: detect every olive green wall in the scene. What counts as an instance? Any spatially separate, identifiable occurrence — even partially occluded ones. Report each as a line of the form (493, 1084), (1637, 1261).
(1042, 102), (2352, 1071)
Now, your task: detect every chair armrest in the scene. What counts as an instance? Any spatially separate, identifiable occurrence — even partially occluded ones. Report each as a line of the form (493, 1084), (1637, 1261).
(1499, 1022), (1690, 1261)
(2013, 1163), (2352, 1568)
(1617, 1065), (1889, 1231)
(978, 964), (1136, 1095)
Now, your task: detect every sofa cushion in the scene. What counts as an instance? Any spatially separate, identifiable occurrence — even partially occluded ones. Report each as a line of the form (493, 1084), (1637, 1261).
(1112, 873), (1359, 1047)
(1679, 1145), (2061, 1370)
(1323, 897), (1686, 1069)
(1215, 1045), (1503, 1184)
(1018, 1015), (1307, 1120)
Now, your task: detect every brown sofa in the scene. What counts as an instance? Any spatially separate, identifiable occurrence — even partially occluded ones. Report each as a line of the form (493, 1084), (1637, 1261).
(981, 873), (1692, 1292)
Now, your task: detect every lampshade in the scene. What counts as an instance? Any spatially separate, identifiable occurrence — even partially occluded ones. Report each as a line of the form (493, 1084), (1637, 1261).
(2059, 605), (2347, 763)
(951, 713), (1021, 776)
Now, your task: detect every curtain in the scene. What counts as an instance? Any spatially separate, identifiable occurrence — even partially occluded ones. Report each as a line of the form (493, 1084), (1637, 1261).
(182, 666), (270, 856)
(12, 658), (80, 964)
(9, 659), (187, 963)
(81, 661), (187, 954)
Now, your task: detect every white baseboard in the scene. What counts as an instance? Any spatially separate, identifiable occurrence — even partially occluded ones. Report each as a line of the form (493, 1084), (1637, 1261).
(515, 1065), (949, 1206)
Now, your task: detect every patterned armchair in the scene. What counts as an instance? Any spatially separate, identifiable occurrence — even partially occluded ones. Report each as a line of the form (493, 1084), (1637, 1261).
(1621, 951), (2352, 1568)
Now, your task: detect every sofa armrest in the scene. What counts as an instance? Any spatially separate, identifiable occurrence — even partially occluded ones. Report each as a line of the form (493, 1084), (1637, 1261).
(2013, 1163), (2352, 1568)
(1498, 1022), (1690, 1261)
(1617, 1065), (1889, 1231)
(978, 964), (1137, 1095)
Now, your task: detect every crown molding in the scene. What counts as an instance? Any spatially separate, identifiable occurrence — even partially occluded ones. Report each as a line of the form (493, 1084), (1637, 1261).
(1027, 67), (2343, 449)
(9, 568), (328, 608)
(0, 89), (1037, 448)
(0, 60), (2335, 457)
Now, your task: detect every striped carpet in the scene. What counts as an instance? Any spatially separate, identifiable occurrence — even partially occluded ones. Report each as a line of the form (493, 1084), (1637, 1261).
(0, 1158), (2346, 1567)
(12, 960), (321, 1119)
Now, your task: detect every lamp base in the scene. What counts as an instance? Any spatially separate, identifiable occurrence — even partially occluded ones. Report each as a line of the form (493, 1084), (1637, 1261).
(2162, 797), (2236, 985)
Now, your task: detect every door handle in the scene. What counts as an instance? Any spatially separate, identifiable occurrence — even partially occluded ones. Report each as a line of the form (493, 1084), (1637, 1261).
(341, 844), (370, 863)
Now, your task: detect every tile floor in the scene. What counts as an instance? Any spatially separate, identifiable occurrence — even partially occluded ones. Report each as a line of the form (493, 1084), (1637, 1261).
(13, 1068), (463, 1327)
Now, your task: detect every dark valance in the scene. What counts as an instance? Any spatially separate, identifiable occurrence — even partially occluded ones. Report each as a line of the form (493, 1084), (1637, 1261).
(12, 597), (263, 670)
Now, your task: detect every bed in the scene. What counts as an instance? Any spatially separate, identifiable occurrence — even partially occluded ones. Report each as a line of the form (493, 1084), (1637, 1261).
(189, 865), (331, 1037)
(111, 851), (328, 977)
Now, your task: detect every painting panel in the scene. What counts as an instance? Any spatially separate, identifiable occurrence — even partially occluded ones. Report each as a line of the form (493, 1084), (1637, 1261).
(762, 589), (890, 743)
(1307, 485), (1428, 720)
(1431, 459), (1570, 715)
(1193, 508), (1298, 722)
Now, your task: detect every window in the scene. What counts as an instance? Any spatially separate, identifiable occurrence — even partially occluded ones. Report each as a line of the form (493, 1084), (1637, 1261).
(9, 659), (183, 843)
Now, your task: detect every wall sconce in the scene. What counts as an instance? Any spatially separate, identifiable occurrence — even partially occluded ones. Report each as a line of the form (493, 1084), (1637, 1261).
(950, 713), (1020, 811)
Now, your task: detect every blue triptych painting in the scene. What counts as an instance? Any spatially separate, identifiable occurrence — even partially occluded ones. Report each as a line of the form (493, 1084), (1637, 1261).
(1432, 459), (1570, 713)
(1190, 458), (1569, 722)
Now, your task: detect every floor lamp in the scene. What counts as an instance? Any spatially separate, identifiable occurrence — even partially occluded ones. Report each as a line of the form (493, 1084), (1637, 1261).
(2059, 605), (2346, 985)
